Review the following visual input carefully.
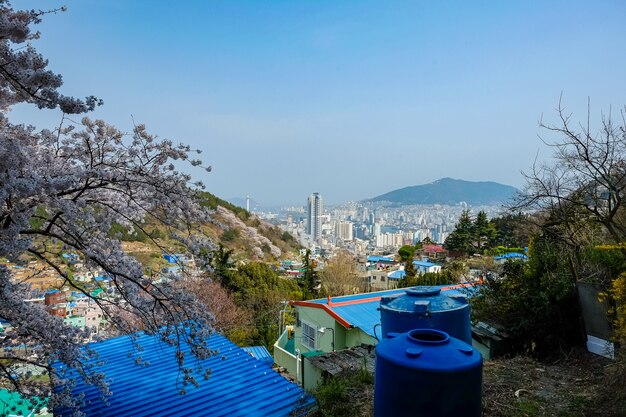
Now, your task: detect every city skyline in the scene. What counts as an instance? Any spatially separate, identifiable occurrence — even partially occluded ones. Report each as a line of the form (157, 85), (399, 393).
(9, 0), (626, 205)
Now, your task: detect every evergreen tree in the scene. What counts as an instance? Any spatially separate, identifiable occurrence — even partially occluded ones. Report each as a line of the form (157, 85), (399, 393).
(300, 249), (319, 299)
(445, 210), (475, 255)
(403, 258), (417, 280)
(473, 210), (497, 250)
(211, 243), (234, 290)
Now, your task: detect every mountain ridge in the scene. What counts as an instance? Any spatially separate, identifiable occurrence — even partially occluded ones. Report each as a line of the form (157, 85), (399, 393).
(367, 177), (519, 206)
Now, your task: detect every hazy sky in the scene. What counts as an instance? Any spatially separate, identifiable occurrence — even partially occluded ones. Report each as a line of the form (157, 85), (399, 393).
(9, 1), (626, 205)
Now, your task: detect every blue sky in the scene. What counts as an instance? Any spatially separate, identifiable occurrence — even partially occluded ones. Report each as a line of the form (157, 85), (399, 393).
(10, 1), (626, 206)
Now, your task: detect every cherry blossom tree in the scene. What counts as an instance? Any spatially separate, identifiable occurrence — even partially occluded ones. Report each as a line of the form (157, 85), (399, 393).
(0, 3), (100, 113)
(0, 2), (216, 414)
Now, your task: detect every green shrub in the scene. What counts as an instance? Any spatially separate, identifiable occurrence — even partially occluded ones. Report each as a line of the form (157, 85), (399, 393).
(471, 235), (582, 358)
(221, 228), (239, 242)
(314, 369), (374, 417)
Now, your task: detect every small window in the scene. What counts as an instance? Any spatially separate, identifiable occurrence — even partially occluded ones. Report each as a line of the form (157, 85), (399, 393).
(301, 322), (317, 350)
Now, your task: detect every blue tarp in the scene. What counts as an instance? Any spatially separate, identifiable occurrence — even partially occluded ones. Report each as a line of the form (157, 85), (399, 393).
(94, 276), (111, 282)
(163, 254), (178, 264)
(388, 270), (405, 280)
(494, 252), (528, 260)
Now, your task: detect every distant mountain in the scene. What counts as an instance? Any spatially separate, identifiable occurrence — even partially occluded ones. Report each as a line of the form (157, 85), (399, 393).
(367, 178), (519, 206)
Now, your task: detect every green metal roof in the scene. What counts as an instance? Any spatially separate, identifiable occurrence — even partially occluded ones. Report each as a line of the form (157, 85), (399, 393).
(0, 389), (49, 417)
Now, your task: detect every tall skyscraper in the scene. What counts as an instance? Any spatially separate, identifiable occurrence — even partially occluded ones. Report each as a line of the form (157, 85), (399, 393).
(307, 193), (323, 241)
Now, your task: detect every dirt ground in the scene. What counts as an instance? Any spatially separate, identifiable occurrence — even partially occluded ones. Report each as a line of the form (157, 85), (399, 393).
(314, 349), (626, 417)
(482, 351), (624, 417)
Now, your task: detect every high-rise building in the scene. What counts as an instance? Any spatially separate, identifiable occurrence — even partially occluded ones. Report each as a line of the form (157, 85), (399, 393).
(307, 193), (323, 241)
(335, 221), (354, 241)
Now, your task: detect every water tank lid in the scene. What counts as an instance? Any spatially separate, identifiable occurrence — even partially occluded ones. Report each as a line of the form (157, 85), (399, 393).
(381, 285), (468, 313)
(405, 287), (441, 297)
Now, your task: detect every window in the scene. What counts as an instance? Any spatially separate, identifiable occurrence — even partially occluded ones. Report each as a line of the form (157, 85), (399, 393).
(301, 322), (317, 350)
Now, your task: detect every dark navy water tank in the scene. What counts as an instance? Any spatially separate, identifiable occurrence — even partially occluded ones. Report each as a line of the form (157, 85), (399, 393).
(374, 329), (483, 417)
(379, 286), (471, 343)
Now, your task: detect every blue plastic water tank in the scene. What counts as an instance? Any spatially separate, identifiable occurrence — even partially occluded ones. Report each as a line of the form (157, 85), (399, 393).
(379, 286), (471, 343)
(374, 329), (483, 417)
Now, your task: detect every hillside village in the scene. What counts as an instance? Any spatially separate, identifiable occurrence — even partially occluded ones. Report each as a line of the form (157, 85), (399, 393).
(2, 196), (624, 416)
(2, 2), (626, 417)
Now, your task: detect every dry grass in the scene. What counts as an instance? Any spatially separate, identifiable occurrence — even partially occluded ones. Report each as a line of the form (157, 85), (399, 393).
(483, 351), (620, 417)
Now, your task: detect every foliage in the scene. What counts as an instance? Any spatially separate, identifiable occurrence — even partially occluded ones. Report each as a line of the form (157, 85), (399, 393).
(471, 235), (582, 358)
(210, 244), (234, 285)
(514, 98), (626, 245)
(592, 244), (626, 344)
(592, 248), (626, 412)
(199, 191), (249, 221)
(474, 210), (497, 249)
(231, 262), (300, 348)
(211, 253), (300, 349)
(608, 272), (626, 343)
(0, 3), (216, 413)
(299, 249), (319, 299)
(443, 259), (468, 280)
(181, 278), (251, 345)
(108, 221), (148, 243)
(501, 101), (626, 359)
(0, 3), (101, 113)
(484, 246), (527, 257)
(444, 210), (475, 255)
(398, 270), (458, 288)
(313, 368), (374, 417)
(403, 258), (417, 281)
(420, 236), (434, 246)
(215, 206), (282, 259)
(314, 377), (351, 417)
(397, 244), (415, 262)
(490, 213), (534, 248)
(445, 210), (500, 256)
(319, 251), (363, 296)
(397, 244), (417, 282)
(220, 228), (239, 242)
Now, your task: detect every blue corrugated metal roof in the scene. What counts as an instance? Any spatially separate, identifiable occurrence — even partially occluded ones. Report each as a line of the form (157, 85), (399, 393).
(413, 260), (438, 267)
(302, 285), (478, 339)
(307, 287), (407, 305)
(54, 332), (314, 417)
(242, 346), (274, 366)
